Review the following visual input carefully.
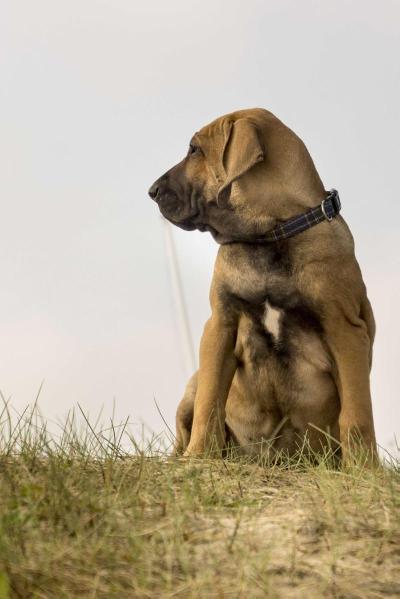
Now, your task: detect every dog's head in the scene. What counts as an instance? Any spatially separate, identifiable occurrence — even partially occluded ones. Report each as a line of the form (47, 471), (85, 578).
(148, 108), (325, 244)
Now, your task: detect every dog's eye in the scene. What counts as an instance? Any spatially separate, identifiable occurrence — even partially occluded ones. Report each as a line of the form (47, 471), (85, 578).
(188, 143), (202, 157)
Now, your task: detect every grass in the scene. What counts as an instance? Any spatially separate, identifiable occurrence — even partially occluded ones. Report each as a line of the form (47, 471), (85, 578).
(0, 402), (399, 598)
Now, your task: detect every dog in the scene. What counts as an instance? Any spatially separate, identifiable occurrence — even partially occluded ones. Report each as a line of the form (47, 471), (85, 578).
(148, 108), (376, 462)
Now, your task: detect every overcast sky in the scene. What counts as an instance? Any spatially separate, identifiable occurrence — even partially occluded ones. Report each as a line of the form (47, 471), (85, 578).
(1, 0), (399, 453)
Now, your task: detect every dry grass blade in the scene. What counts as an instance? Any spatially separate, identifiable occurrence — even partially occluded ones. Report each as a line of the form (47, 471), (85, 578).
(0, 405), (398, 598)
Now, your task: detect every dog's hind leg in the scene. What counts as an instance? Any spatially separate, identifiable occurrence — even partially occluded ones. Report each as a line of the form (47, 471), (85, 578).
(173, 372), (198, 455)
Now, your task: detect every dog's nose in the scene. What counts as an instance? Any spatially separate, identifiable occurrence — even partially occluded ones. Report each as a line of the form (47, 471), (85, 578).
(148, 182), (160, 200)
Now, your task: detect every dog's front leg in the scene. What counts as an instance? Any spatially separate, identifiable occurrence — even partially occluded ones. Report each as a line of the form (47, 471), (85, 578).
(325, 310), (377, 463)
(184, 315), (237, 456)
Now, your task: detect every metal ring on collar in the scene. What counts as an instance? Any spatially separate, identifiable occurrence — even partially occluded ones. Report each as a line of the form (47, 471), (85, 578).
(321, 198), (333, 222)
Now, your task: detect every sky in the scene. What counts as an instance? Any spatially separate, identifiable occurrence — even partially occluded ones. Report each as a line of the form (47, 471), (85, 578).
(0, 0), (399, 453)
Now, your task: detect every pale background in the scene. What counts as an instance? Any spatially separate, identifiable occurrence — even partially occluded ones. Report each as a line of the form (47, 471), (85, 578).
(1, 0), (399, 453)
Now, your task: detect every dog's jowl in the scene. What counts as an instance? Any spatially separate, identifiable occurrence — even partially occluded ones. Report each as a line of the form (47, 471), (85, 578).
(149, 108), (376, 462)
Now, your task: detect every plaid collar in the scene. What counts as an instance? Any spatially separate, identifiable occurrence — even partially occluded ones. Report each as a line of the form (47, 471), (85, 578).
(231, 189), (341, 244)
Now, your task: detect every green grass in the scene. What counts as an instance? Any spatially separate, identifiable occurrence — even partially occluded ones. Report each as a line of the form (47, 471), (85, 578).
(0, 402), (399, 598)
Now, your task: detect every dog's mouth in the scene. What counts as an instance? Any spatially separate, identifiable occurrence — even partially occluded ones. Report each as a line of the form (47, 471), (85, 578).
(163, 206), (206, 232)
(166, 211), (233, 244)
(167, 214), (220, 237)
(157, 196), (230, 242)
(166, 211), (199, 231)
(183, 219), (227, 243)
(155, 192), (198, 230)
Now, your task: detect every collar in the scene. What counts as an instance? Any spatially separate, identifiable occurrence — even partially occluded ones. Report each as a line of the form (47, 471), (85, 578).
(229, 189), (341, 244)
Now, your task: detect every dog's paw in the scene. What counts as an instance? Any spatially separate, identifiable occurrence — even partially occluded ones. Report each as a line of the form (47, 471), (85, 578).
(183, 441), (205, 457)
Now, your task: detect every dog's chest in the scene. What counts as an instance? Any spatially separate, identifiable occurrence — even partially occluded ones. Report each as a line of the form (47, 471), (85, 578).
(217, 243), (292, 304)
(217, 244), (324, 360)
(262, 301), (283, 342)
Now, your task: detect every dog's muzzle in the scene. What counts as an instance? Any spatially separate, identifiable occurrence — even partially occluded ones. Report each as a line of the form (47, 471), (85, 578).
(148, 174), (201, 230)
(148, 178), (181, 216)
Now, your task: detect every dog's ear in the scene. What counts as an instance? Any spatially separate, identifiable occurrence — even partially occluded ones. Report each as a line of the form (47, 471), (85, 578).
(217, 118), (264, 206)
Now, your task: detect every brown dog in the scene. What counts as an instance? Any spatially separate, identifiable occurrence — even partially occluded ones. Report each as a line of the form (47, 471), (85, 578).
(148, 108), (376, 462)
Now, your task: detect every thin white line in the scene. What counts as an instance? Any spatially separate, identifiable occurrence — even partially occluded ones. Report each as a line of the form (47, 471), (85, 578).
(162, 218), (197, 375)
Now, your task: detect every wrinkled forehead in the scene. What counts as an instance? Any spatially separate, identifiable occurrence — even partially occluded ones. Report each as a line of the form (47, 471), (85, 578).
(194, 116), (230, 148)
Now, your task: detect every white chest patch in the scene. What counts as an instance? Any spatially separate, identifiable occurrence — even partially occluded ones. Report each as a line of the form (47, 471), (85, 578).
(263, 301), (283, 342)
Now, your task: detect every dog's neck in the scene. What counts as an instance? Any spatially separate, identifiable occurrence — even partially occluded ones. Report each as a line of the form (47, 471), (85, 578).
(221, 189), (341, 246)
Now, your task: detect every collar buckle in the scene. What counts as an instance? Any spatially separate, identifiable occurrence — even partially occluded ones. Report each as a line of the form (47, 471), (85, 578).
(329, 188), (341, 214)
(321, 189), (341, 222)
